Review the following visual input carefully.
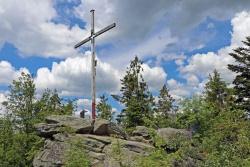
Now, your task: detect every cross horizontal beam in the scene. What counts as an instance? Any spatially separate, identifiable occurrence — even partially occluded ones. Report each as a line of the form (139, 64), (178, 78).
(74, 36), (91, 49)
(74, 23), (116, 49)
(94, 23), (116, 38)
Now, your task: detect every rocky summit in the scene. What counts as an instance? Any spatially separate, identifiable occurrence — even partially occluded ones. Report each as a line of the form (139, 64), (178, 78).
(33, 115), (191, 167)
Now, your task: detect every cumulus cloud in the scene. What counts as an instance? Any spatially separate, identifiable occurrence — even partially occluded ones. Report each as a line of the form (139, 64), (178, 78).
(74, 0), (250, 67)
(35, 51), (121, 96)
(0, 61), (16, 85)
(168, 11), (250, 99)
(0, 0), (87, 58)
(231, 11), (250, 46)
(107, 29), (177, 68)
(0, 60), (29, 85)
(180, 11), (250, 83)
(180, 51), (235, 83)
(75, 0), (250, 41)
(142, 64), (167, 91)
(34, 51), (167, 97)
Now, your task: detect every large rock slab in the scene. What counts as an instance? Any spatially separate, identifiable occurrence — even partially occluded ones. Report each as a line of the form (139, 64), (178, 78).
(122, 140), (154, 155)
(157, 127), (191, 143)
(131, 126), (152, 143)
(46, 115), (93, 134)
(132, 126), (150, 138)
(71, 134), (108, 153)
(93, 119), (128, 139)
(33, 134), (155, 167)
(33, 140), (69, 167)
(34, 123), (62, 138)
(93, 119), (109, 135)
(102, 139), (154, 167)
(107, 122), (129, 139)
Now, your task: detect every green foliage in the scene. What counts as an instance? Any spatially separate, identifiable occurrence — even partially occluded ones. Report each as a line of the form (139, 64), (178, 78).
(35, 89), (74, 121)
(4, 72), (37, 133)
(0, 73), (72, 166)
(135, 149), (171, 167)
(65, 138), (90, 167)
(204, 70), (231, 112)
(0, 117), (43, 167)
(117, 56), (154, 128)
(111, 139), (125, 166)
(153, 84), (177, 128)
(228, 37), (250, 113)
(157, 84), (175, 116)
(97, 94), (113, 121)
(200, 109), (250, 167)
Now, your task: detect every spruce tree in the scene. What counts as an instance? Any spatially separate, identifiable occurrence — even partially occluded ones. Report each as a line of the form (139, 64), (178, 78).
(204, 70), (228, 111)
(153, 84), (176, 128)
(228, 37), (250, 112)
(157, 84), (175, 116)
(96, 94), (113, 121)
(119, 56), (154, 128)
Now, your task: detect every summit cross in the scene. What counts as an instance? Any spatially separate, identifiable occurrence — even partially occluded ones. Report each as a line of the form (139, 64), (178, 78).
(74, 9), (116, 121)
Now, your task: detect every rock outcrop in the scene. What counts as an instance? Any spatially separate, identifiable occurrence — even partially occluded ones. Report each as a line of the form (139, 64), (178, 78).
(33, 115), (192, 167)
(33, 133), (153, 167)
(45, 115), (93, 134)
(157, 127), (192, 143)
(33, 115), (150, 167)
(130, 126), (152, 144)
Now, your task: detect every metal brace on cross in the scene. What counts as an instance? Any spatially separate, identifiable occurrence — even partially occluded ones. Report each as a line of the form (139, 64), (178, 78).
(74, 9), (116, 121)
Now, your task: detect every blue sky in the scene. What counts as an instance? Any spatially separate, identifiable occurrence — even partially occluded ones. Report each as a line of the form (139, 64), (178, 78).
(0, 0), (250, 114)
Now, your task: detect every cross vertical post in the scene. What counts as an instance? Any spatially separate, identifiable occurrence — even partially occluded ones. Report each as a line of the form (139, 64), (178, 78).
(74, 9), (116, 121)
(90, 9), (96, 121)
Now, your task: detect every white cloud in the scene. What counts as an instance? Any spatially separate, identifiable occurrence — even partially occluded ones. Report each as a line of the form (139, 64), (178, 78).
(107, 29), (177, 68)
(180, 51), (235, 83)
(35, 51), (121, 96)
(166, 79), (189, 100)
(180, 11), (250, 84)
(0, 61), (15, 85)
(34, 51), (167, 97)
(231, 11), (250, 46)
(0, 0), (249, 61)
(142, 64), (167, 91)
(0, 0), (86, 58)
(74, 0), (250, 68)
(0, 60), (30, 85)
(75, 0), (250, 40)
(170, 11), (250, 99)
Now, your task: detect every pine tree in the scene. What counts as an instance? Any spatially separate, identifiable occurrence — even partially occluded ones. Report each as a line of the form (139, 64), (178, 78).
(153, 84), (176, 128)
(228, 37), (250, 112)
(119, 56), (154, 128)
(204, 70), (228, 111)
(157, 84), (175, 116)
(96, 95), (113, 121)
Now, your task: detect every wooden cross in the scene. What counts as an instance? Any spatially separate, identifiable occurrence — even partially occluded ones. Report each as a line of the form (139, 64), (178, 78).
(74, 9), (116, 121)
